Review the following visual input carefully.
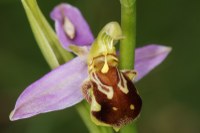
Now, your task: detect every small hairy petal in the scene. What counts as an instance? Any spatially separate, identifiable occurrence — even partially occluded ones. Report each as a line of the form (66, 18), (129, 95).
(10, 57), (88, 121)
(135, 44), (172, 81)
(50, 3), (94, 50)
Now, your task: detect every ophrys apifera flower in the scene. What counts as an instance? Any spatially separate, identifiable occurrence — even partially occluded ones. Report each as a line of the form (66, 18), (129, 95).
(10, 3), (171, 131)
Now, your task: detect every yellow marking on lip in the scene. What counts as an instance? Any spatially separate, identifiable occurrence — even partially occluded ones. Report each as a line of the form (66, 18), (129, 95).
(91, 91), (101, 112)
(91, 73), (114, 99)
(117, 69), (129, 94)
(130, 104), (135, 110)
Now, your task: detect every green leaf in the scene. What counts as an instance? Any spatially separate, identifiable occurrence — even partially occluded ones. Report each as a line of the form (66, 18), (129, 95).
(21, 0), (73, 69)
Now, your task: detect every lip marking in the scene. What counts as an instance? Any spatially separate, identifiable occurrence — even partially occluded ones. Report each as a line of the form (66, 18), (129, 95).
(112, 107), (118, 111)
(130, 104), (135, 110)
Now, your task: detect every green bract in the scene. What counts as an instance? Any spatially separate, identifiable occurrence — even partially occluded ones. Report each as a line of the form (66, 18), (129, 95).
(22, 0), (73, 69)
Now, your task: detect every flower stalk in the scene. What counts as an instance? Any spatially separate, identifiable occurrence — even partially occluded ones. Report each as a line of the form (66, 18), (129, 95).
(119, 0), (138, 133)
(119, 0), (136, 69)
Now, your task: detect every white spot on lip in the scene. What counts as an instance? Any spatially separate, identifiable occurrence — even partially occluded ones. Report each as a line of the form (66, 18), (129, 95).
(112, 107), (118, 111)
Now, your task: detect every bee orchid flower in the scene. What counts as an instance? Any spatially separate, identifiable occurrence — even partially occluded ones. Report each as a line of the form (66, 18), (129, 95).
(10, 3), (171, 129)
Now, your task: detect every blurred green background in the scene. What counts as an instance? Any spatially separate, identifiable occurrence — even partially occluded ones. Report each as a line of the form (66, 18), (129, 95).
(0, 0), (200, 133)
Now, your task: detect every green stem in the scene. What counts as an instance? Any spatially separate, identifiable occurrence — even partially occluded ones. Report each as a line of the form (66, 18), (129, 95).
(76, 102), (113, 133)
(119, 0), (138, 133)
(120, 123), (138, 133)
(119, 0), (136, 69)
